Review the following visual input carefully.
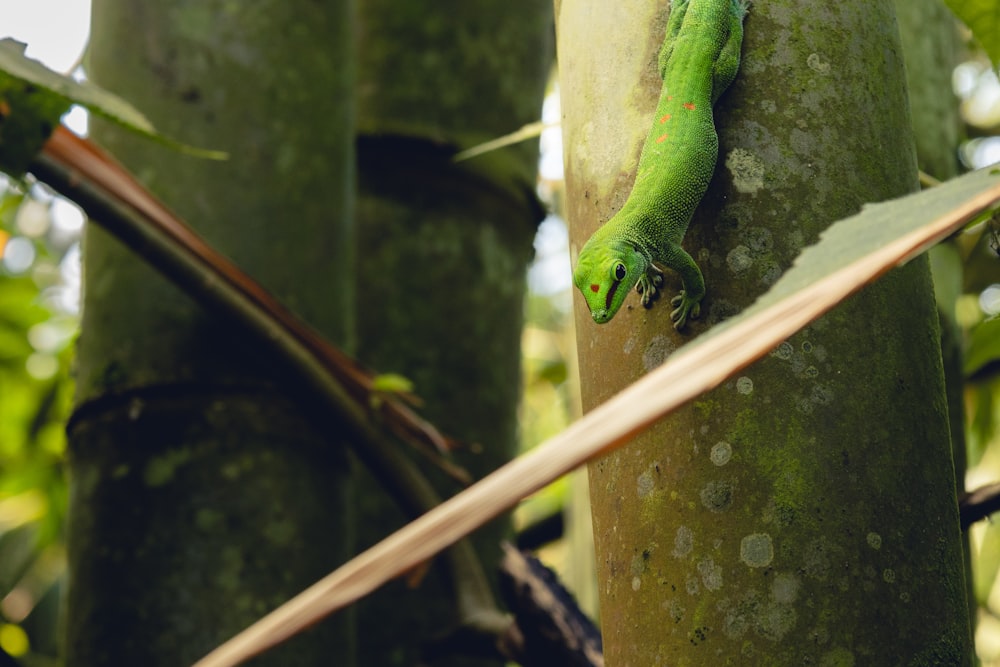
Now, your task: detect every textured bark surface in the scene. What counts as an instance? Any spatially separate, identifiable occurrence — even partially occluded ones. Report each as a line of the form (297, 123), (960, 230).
(352, 2), (554, 664)
(895, 0), (973, 639)
(561, 0), (972, 664)
(894, 0), (962, 183)
(68, 1), (356, 664)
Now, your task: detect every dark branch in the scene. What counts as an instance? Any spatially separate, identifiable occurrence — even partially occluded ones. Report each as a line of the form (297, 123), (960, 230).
(960, 482), (1000, 529)
(498, 543), (604, 667)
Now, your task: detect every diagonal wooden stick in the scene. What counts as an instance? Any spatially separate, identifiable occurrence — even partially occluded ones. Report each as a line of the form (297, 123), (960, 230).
(37, 126), (455, 464)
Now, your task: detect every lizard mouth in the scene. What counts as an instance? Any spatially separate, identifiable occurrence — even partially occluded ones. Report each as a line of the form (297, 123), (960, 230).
(605, 279), (621, 312)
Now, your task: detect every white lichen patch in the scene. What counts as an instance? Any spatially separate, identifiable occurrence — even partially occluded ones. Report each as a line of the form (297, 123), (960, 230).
(725, 147), (765, 194)
(726, 245), (754, 273)
(642, 334), (674, 371)
(740, 533), (774, 568)
(700, 480), (734, 512)
(745, 227), (773, 254)
(631, 576), (642, 591)
(806, 52), (831, 74)
(698, 557), (724, 591)
(723, 606), (750, 639)
(631, 552), (648, 577)
(771, 573), (800, 604)
(710, 441), (733, 466)
(736, 376), (754, 395)
(773, 341), (793, 360)
(811, 383), (834, 406)
(760, 262), (783, 286)
(756, 602), (797, 641)
(866, 532), (882, 550)
(673, 525), (694, 558)
(663, 597), (686, 622)
(637, 470), (655, 497)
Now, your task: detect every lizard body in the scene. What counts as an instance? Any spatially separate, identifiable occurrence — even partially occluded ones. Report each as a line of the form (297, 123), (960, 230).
(573, 0), (748, 328)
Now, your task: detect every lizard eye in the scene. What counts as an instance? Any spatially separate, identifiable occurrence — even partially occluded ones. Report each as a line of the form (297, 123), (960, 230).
(613, 263), (627, 281)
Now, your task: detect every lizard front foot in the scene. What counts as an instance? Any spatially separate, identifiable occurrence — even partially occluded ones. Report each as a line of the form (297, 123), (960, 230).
(637, 266), (665, 308)
(670, 291), (702, 330)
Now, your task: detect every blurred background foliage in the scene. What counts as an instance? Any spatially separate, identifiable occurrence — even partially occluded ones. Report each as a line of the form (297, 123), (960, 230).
(0, 177), (79, 665)
(952, 26), (1000, 667)
(10, 5), (1000, 667)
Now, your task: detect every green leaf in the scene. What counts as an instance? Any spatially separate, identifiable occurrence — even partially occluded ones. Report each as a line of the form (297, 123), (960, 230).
(966, 381), (994, 466)
(0, 51), (69, 175)
(975, 519), (1000, 605)
(0, 39), (153, 134)
(966, 316), (1000, 379)
(943, 0), (1000, 68)
(0, 38), (226, 174)
(370, 373), (415, 395)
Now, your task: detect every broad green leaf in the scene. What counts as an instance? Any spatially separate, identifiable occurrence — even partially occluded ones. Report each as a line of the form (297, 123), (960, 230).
(975, 519), (1000, 606)
(967, 380), (994, 466)
(0, 39), (154, 135)
(0, 52), (69, 175)
(736, 169), (1000, 309)
(0, 38), (226, 174)
(943, 0), (1000, 68)
(966, 316), (1000, 378)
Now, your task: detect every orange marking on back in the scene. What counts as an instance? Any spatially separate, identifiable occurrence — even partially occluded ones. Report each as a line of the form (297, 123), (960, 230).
(656, 134), (668, 143)
(590, 284), (600, 293)
(683, 102), (696, 110)
(659, 114), (671, 123)
(666, 95), (674, 101)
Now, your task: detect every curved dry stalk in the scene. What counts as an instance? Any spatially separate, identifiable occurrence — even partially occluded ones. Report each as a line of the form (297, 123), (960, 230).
(39, 126), (452, 460)
(32, 126), (501, 642)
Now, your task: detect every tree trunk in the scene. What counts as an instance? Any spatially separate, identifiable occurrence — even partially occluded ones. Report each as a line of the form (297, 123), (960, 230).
(894, 0), (962, 183)
(894, 0), (974, 638)
(67, 1), (356, 665)
(353, 1), (553, 664)
(561, 0), (972, 663)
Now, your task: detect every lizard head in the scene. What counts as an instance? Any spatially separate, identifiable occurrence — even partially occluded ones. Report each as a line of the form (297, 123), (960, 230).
(573, 239), (648, 324)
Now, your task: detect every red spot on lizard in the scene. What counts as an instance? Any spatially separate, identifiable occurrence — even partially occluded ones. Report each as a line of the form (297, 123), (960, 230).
(590, 284), (600, 293)
(659, 114), (671, 123)
(683, 102), (696, 110)
(656, 134), (669, 143)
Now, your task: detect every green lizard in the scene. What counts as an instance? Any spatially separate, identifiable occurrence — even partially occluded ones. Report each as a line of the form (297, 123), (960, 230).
(573, 0), (748, 329)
